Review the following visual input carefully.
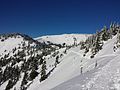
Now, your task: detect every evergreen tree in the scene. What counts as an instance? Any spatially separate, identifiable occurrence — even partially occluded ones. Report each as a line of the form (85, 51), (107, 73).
(80, 41), (85, 50)
(29, 70), (39, 81)
(91, 32), (103, 58)
(73, 37), (77, 46)
(21, 72), (28, 87)
(117, 29), (120, 44)
(40, 60), (47, 82)
(116, 28), (120, 48)
(0, 67), (2, 84)
(55, 56), (59, 67)
(110, 22), (118, 35)
(101, 26), (109, 41)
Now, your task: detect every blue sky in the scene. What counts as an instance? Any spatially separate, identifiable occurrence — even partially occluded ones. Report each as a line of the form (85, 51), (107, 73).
(0, 0), (120, 37)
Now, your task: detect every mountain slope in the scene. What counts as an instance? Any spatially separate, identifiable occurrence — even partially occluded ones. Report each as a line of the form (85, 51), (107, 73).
(0, 33), (57, 90)
(27, 34), (91, 90)
(29, 23), (120, 90)
(35, 34), (90, 46)
(51, 36), (120, 90)
(0, 23), (120, 90)
(37, 35), (119, 90)
(0, 33), (89, 90)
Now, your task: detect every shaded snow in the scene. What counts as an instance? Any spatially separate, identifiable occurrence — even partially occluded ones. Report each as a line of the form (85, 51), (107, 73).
(0, 81), (8, 90)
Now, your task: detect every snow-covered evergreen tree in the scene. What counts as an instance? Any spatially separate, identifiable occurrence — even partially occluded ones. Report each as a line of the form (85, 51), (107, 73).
(115, 27), (120, 48)
(40, 60), (47, 82)
(117, 28), (120, 43)
(55, 55), (59, 67)
(91, 31), (103, 58)
(100, 26), (109, 41)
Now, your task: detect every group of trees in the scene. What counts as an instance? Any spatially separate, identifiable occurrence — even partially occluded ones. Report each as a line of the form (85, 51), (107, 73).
(2, 24), (120, 89)
(80, 22), (120, 58)
(0, 33), (61, 90)
(115, 25), (120, 49)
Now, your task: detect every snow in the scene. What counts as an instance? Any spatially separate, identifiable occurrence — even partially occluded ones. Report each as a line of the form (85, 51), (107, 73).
(0, 37), (23, 57)
(51, 35), (120, 90)
(29, 34), (120, 90)
(0, 81), (8, 90)
(0, 35), (38, 90)
(1, 33), (120, 90)
(35, 34), (91, 46)
(95, 35), (117, 57)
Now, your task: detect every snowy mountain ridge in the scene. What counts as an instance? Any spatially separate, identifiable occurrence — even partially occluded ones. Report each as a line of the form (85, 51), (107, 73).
(29, 23), (120, 90)
(0, 33), (59, 90)
(35, 34), (91, 46)
(0, 33), (90, 90)
(1, 23), (120, 90)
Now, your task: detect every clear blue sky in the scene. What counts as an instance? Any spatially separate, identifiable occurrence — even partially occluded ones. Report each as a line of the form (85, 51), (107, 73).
(0, 0), (120, 37)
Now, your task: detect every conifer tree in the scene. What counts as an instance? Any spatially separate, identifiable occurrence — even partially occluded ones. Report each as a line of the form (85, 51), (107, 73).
(101, 26), (109, 41)
(91, 32), (103, 57)
(40, 60), (47, 82)
(116, 28), (120, 48)
(55, 56), (59, 67)
(117, 29), (120, 43)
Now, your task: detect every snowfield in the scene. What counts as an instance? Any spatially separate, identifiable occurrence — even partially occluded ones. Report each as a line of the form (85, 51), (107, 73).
(50, 36), (120, 90)
(1, 33), (120, 90)
(35, 34), (91, 45)
(0, 36), (24, 56)
(29, 35), (120, 90)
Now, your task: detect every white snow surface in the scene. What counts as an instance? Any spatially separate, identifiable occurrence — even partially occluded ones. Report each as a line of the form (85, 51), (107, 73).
(0, 37), (24, 56)
(35, 34), (91, 45)
(51, 35), (120, 90)
(1, 34), (120, 90)
(28, 35), (120, 90)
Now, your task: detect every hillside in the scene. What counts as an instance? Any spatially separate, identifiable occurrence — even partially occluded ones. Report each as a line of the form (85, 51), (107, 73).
(51, 35), (120, 90)
(0, 33), (89, 90)
(28, 23), (120, 90)
(35, 34), (90, 46)
(1, 23), (120, 90)
(29, 35), (120, 90)
(0, 33), (58, 90)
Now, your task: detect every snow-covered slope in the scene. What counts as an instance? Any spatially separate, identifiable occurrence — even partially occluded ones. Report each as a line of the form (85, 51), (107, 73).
(35, 34), (90, 46)
(0, 33), (57, 90)
(0, 33), (90, 90)
(50, 36), (120, 90)
(1, 31), (120, 90)
(28, 33), (120, 90)
(0, 36), (23, 56)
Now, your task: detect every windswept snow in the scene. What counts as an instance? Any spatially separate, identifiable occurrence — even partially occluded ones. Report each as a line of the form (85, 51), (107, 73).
(35, 34), (90, 45)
